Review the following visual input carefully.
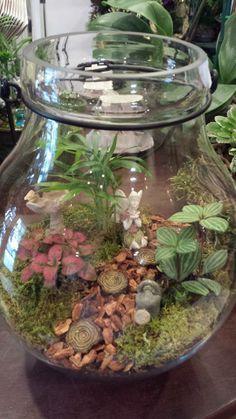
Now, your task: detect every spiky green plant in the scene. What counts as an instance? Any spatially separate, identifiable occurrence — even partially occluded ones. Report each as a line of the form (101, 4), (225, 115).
(40, 131), (150, 235)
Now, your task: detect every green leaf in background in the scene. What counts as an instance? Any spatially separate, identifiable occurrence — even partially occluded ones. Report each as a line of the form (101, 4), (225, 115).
(202, 202), (223, 218)
(203, 249), (228, 274)
(156, 227), (178, 246)
(159, 256), (177, 280)
(104, 0), (173, 35)
(198, 278), (222, 296)
(219, 13), (236, 84)
(88, 11), (152, 32)
(182, 280), (209, 296)
(206, 84), (236, 115)
(200, 217), (229, 233)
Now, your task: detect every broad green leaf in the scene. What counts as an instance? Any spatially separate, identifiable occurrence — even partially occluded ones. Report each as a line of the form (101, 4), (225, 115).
(88, 12), (152, 33)
(219, 13), (236, 84)
(215, 116), (235, 130)
(206, 84), (236, 114)
(178, 226), (196, 242)
(113, 1), (173, 36)
(198, 278), (222, 296)
(169, 212), (200, 223)
(200, 217), (229, 233)
(159, 256), (177, 280)
(203, 249), (228, 274)
(179, 248), (200, 281)
(182, 204), (203, 218)
(156, 227), (178, 246)
(202, 202), (223, 218)
(176, 240), (198, 254)
(182, 280), (209, 296)
(228, 106), (236, 122)
(155, 246), (176, 261)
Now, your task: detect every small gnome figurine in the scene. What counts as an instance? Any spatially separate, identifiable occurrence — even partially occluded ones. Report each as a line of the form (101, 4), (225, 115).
(134, 280), (162, 325)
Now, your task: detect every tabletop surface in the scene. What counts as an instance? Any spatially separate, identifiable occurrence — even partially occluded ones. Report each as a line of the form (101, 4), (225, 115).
(1, 308), (236, 419)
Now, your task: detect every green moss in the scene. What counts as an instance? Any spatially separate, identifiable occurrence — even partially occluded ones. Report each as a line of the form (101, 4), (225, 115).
(93, 240), (121, 265)
(0, 264), (78, 348)
(63, 204), (98, 236)
(116, 302), (218, 369)
(170, 160), (215, 205)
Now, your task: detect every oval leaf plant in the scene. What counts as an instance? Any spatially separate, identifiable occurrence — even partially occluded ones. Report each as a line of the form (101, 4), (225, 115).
(203, 249), (228, 274)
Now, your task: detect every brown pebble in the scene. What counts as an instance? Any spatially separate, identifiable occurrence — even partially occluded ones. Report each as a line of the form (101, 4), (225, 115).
(123, 362), (134, 372)
(69, 353), (82, 369)
(102, 327), (113, 344)
(53, 346), (74, 360)
(80, 349), (97, 367)
(122, 314), (132, 327)
(54, 319), (72, 336)
(46, 341), (64, 357)
(103, 318), (112, 328)
(105, 344), (116, 355)
(111, 314), (123, 331)
(100, 354), (113, 371)
(95, 318), (105, 328)
(104, 301), (117, 316)
(136, 267), (147, 276)
(72, 303), (83, 322)
(151, 223), (158, 231)
(114, 251), (127, 263)
(129, 279), (138, 292)
(108, 360), (124, 372)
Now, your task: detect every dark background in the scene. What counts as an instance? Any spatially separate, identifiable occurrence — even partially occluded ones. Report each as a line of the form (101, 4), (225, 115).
(1, 308), (236, 419)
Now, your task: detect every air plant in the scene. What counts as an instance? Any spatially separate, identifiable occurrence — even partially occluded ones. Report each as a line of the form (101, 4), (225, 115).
(155, 202), (229, 296)
(18, 227), (96, 287)
(40, 132), (150, 235)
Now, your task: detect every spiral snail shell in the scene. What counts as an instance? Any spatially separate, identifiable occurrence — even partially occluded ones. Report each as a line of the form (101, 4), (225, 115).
(134, 248), (156, 266)
(66, 319), (101, 354)
(98, 270), (128, 295)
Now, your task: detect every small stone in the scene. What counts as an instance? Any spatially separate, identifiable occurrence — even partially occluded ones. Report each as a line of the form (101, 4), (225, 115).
(105, 344), (117, 355)
(100, 354), (113, 371)
(108, 360), (124, 372)
(80, 349), (97, 367)
(46, 341), (64, 357)
(102, 327), (113, 344)
(104, 301), (117, 316)
(134, 309), (151, 325)
(53, 346), (75, 360)
(69, 353), (82, 369)
(54, 319), (72, 336)
(72, 303), (83, 322)
(114, 251), (127, 263)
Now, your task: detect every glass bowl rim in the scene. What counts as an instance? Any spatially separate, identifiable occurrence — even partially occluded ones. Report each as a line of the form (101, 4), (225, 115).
(22, 30), (208, 80)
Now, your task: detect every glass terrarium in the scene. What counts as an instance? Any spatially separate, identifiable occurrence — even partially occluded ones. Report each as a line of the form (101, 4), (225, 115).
(0, 32), (235, 376)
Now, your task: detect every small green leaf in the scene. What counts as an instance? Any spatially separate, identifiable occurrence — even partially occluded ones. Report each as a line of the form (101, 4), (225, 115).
(228, 106), (236, 122)
(203, 249), (228, 274)
(179, 248), (200, 281)
(200, 217), (229, 233)
(198, 278), (222, 296)
(176, 240), (198, 254)
(202, 202), (223, 218)
(182, 204), (203, 218)
(88, 11), (152, 33)
(182, 280), (209, 296)
(159, 256), (177, 280)
(155, 246), (176, 261)
(178, 226), (196, 242)
(169, 212), (200, 223)
(156, 227), (178, 246)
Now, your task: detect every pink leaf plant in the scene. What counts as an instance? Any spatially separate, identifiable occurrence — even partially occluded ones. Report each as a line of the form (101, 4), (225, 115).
(18, 228), (96, 287)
